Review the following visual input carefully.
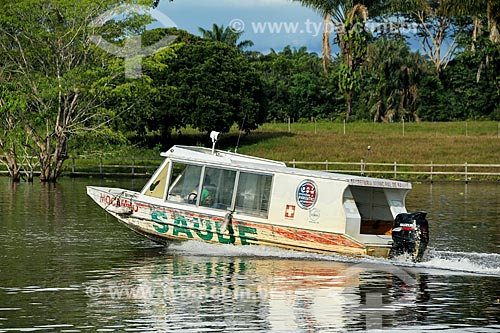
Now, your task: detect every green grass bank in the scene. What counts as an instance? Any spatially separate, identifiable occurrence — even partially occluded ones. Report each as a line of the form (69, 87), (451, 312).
(3, 121), (500, 181)
(222, 121), (500, 165)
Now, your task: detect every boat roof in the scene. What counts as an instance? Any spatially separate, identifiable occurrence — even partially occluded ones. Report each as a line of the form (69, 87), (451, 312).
(161, 145), (412, 190)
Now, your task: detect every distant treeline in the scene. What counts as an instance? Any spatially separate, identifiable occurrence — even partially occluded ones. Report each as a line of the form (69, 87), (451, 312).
(116, 25), (500, 141)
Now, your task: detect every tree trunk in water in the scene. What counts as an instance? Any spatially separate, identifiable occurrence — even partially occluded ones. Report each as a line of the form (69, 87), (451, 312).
(322, 12), (331, 75)
(0, 141), (21, 182)
(4, 157), (21, 182)
(39, 156), (67, 182)
(39, 134), (68, 183)
(39, 161), (65, 182)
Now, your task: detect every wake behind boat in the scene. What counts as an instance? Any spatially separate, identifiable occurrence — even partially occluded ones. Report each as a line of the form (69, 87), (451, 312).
(87, 133), (429, 261)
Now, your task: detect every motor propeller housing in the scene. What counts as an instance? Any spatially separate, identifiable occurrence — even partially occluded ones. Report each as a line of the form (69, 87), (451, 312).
(390, 211), (429, 262)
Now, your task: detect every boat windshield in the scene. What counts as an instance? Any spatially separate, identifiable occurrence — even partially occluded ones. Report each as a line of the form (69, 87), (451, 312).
(168, 163), (202, 204)
(165, 161), (273, 217)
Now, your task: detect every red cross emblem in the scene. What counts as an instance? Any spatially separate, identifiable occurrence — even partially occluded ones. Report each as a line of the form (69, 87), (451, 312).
(285, 205), (296, 219)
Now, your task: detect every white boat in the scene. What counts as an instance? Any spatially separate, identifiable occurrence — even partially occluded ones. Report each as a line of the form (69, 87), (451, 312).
(87, 134), (429, 261)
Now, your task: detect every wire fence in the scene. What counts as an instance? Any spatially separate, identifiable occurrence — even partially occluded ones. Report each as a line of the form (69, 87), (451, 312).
(2, 156), (500, 182)
(0, 156), (163, 178)
(288, 160), (500, 182)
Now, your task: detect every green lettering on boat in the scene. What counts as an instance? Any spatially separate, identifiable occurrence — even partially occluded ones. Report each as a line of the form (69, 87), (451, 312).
(238, 225), (258, 245)
(173, 215), (194, 238)
(152, 211), (169, 233)
(193, 218), (214, 241)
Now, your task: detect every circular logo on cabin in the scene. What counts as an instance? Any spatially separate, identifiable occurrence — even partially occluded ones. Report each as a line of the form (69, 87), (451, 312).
(296, 179), (318, 209)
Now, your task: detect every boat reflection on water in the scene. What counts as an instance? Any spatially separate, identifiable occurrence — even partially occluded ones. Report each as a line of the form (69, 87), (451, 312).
(85, 250), (430, 332)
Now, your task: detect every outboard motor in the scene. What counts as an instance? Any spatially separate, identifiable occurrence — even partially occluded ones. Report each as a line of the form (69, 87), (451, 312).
(390, 211), (429, 262)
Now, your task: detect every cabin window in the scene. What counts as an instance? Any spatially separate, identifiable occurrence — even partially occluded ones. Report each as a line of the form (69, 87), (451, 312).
(201, 167), (237, 209)
(144, 161), (170, 199)
(235, 172), (272, 218)
(167, 163), (202, 204)
(166, 163), (272, 215)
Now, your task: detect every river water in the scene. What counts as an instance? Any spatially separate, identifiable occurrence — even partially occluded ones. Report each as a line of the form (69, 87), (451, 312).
(0, 177), (499, 332)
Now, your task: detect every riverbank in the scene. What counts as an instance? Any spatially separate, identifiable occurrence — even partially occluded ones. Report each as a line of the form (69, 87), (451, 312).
(2, 121), (500, 181)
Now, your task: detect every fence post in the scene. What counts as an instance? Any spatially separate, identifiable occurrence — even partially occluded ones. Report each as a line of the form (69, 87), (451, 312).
(394, 161), (397, 179)
(465, 162), (468, 182)
(99, 158), (103, 175)
(71, 156), (75, 174)
(325, 160), (328, 171)
(131, 158), (135, 176)
(430, 161), (433, 183)
(292, 159), (296, 168)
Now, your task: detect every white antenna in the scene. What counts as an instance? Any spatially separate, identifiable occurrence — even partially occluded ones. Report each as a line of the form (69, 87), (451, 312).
(210, 131), (220, 154)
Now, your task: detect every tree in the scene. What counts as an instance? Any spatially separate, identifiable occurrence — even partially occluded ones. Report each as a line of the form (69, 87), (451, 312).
(94, 28), (186, 145)
(0, 0), (162, 182)
(447, 1), (500, 89)
(293, 1), (378, 119)
(291, 0), (337, 74)
(292, 1), (386, 75)
(0, 84), (25, 181)
(361, 39), (431, 122)
(153, 39), (266, 134)
(252, 46), (340, 122)
(444, 0), (500, 45)
(389, 0), (463, 76)
(198, 24), (254, 51)
(336, 4), (371, 120)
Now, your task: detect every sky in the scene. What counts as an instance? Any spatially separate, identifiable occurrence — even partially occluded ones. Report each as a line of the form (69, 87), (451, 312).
(154, 0), (328, 54)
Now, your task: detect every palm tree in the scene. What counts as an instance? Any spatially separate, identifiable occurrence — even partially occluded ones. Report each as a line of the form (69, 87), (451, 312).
(292, 1), (383, 120)
(292, 1), (385, 74)
(198, 24), (254, 51)
(364, 39), (429, 122)
(291, 0), (336, 74)
(337, 3), (370, 120)
(442, 0), (500, 44)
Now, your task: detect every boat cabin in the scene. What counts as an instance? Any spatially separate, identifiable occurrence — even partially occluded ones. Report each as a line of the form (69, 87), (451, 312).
(139, 145), (411, 252)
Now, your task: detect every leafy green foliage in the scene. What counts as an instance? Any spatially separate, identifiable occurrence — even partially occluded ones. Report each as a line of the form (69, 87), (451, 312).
(101, 29), (266, 142)
(252, 46), (342, 122)
(359, 39), (431, 122)
(0, 0), (167, 181)
(159, 39), (265, 133)
(198, 24), (254, 51)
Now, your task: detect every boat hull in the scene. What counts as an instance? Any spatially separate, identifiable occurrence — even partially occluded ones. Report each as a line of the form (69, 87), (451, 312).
(87, 186), (391, 258)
